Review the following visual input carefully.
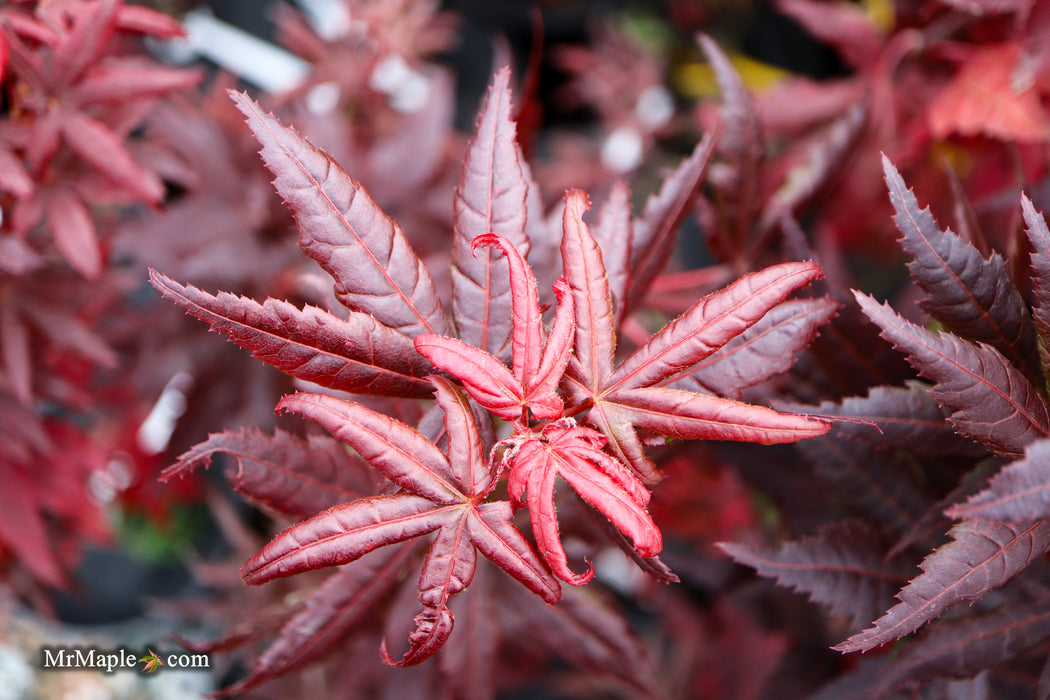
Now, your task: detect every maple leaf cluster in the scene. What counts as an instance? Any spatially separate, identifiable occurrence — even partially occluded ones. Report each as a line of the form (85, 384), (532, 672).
(154, 61), (832, 691)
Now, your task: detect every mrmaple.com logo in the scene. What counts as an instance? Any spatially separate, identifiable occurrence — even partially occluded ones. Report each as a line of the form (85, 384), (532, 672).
(40, 646), (210, 673)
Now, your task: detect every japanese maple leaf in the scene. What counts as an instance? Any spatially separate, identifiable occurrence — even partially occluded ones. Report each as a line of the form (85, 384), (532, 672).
(558, 189), (833, 481)
(241, 376), (560, 666)
(414, 232), (574, 422)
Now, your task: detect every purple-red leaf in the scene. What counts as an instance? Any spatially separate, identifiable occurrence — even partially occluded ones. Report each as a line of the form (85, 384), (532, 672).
(592, 181), (632, 326)
(430, 376), (495, 499)
(790, 383), (984, 458)
(46, 188), (100, 279)
(871, 602), (1050, 696)
(718, 521), (907, 628)
(609, 261), (824, 391)
(947, 439), (1050, 521)
(472, 233), (543, 387)
(382, 515), (475, 666)
(162, 428), (381, 520)
(835, 519), (1050, 653)
(468, 502), (561, 604)
(884, 156), (1040, 384)
(278, 392), (463, 504)
(230, 91), (450, 338)
(451, 68), (530, 362)
(685, 297), (840, 398)
(855, 292), (1050, 459)
(627, 134), (715, 310)
(507, 421), (659, 585)
(150, 270), (434, 398)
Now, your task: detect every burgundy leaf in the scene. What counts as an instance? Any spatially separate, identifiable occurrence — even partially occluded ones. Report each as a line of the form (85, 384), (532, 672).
(0, 468), (66, 588)
(527, 277), (575, 413)
(52, 0), (120, 90)
(609, 261), (824, 391)
(697, 34), (762, 257)
(609, 387), (831, 444)
(626, 134), (715, 311)
(685, 297), (840, 398)
(718, 521), (908, 628)
(561, 188), (616, 393)
(774, 0), (882, 68)
(855, 292), (1050, 459)
(872, 602), (1050, 696)
(503, 582), (660, 696)
(230, 91), (450, 338)
(451, 67), (530, 361)
(797, 430), (928, 534)
(114, 3), (187, 37)
(241, 494), (455, 585)
(789, 383), (984, 458)
(947, 439), (1050, 521)
(222, 544), (416, 696)
(883, 156), (1040, 384)
(0, 306), (32, 404)
(418, 233), (572, 421)
(161, 428), (381, 520)
(835, 519), (1050, 653)
(278, 392), (463, 504)
(150, 271), (434, 398)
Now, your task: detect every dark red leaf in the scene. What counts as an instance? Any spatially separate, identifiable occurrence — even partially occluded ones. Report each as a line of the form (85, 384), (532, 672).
(561, 188), (616, 393)
(241, 494), (454, 585)
(150, 270), (434, 398)
(627, 134), (715, 311)
(221, 544), (416, 696)
(685, 297), (840, 398)
(855, 292), (1050, 459)
(884, 156), (1040, 384)
(609, 386), (831, 443)
(718, 521), (908, 628)
(789, 383), (984, 458)
(383, 515), (475, 666)
(60, 109), (164, 204)
(277, 392), (463, 504)
(947, 439), (1050, 521)
(835, 519), (1050, 653)
(872, 602), (1050, 696)
(162, 428), (382, 520)
(1022, 194), (1050, 371)
(609, 261), (824, 391)
(73, 59), (201, 106)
